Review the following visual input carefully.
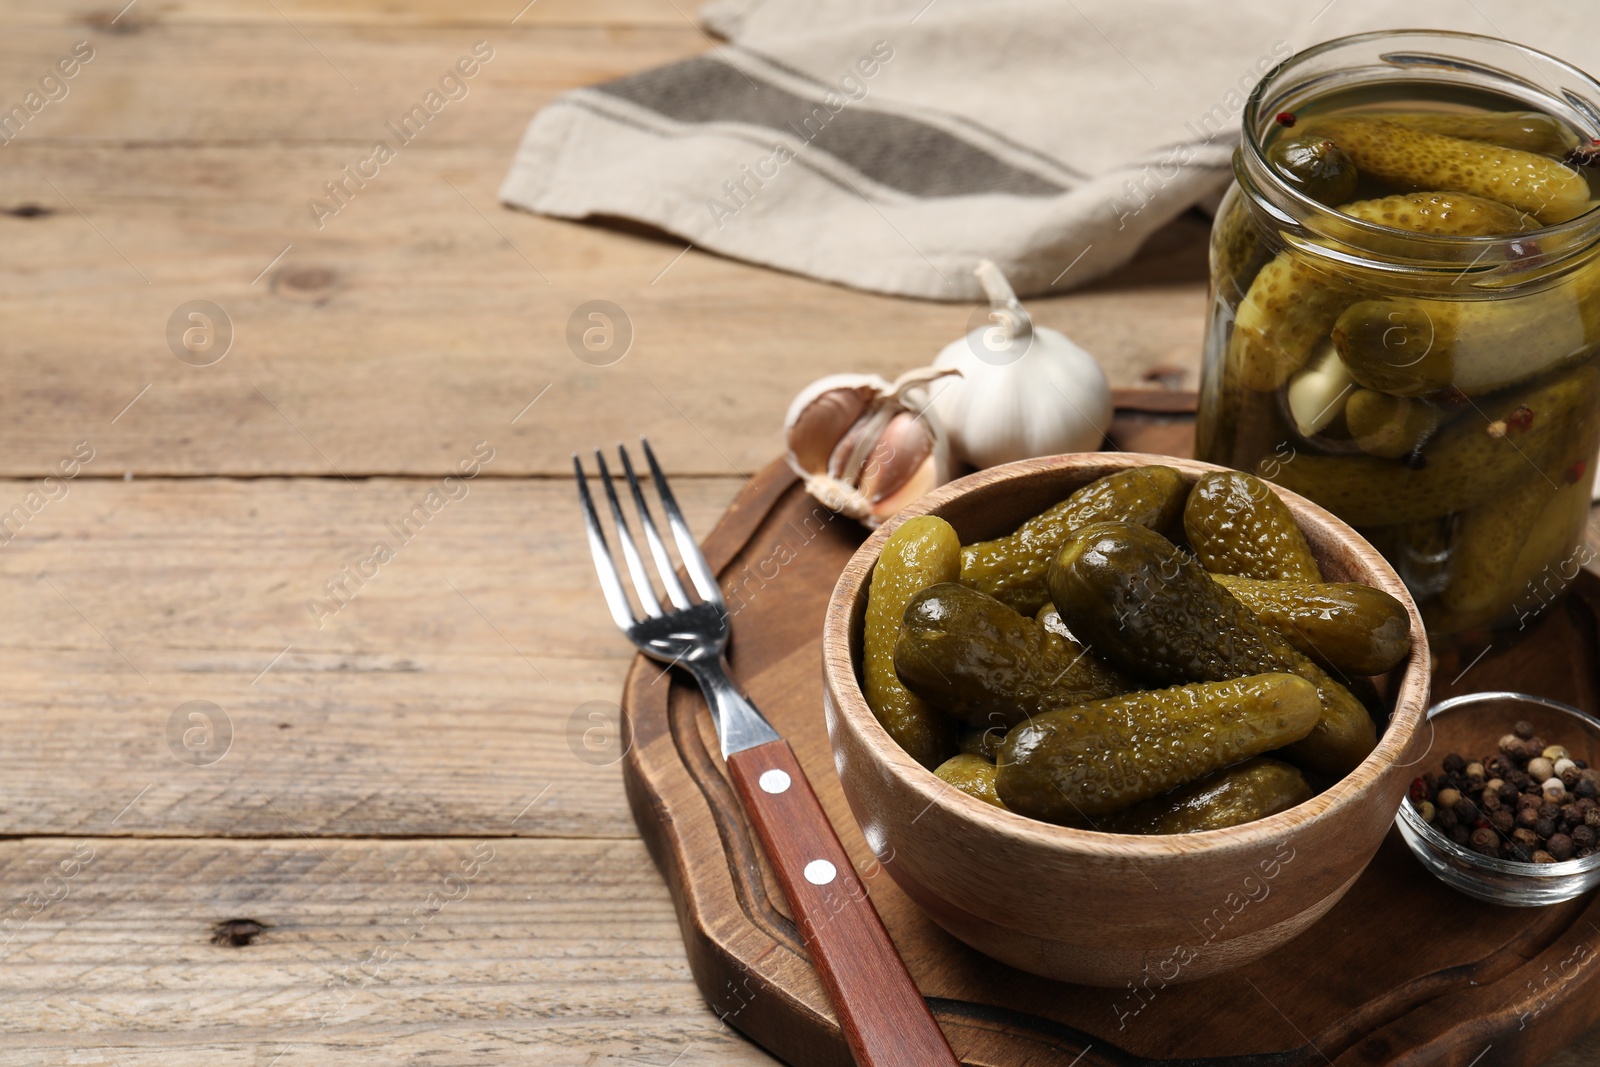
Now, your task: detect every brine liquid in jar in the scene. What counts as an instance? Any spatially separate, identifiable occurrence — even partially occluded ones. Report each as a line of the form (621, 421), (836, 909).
(1198, 38), (1600, 641)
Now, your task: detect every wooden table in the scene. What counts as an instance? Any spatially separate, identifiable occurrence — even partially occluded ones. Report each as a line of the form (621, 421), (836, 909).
(0, 3), (1594, 1063)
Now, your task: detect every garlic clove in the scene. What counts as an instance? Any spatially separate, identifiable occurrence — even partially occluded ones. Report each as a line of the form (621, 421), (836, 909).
(867, 450), (941, 522)
(785, 374), (887, 474)
(783, 370), (956, 527)
(857, 410), (934, 504)
(1286, 341), (1355, 437)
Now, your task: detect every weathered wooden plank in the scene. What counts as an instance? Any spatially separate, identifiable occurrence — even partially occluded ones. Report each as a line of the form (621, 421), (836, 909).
(0, 139), (1211, 479)
(0, 836), (778, 1065)
(0, 22), (701, 145)
(0, 475), (741, 838)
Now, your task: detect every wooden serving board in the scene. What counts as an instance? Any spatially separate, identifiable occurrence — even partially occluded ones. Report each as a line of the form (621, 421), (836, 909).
(620, 400), (1600, 1067)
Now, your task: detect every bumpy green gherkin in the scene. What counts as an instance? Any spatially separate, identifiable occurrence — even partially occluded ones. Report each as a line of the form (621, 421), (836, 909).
(959, 466), (1188, 614)
(1344, 390), (1443, 458)
(1333, 258), (1600, 399)
(934, 753), (1007, 808)
(995, 674), (1320, 822)
(1303, 117), (1591, 223)
(1099, 758), (1312, 835)
(1212, 188), (1274, 301)
(959, 725), (1005, 762)
(1366, 110), (1579, 155)
(894, 582), (1131, 730)
(1184, 470), (1323, 582)
(862, 516), (961, 769)
(1268, 133), (1359, 205)
(1212, 573), (1412, 677)
(1047, 522), (1377, 776)
(1224, 191), (1533, 393)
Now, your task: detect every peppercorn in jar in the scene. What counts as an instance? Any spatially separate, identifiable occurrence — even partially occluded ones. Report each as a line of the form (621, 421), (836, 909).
(1196, 31), (1600, 638)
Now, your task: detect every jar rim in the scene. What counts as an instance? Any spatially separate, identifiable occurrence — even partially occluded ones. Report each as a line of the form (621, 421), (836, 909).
(1238, 29), (1600, 267)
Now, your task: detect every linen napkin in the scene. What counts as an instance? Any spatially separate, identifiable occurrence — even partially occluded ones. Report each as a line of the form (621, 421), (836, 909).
(500, 0), (1600, 300)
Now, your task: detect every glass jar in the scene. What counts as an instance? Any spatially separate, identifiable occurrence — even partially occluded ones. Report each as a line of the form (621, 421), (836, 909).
(1196, 30), (1600, 639)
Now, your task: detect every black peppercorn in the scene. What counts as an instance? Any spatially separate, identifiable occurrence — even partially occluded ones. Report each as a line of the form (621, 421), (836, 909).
(1573, 825), (1597, 850)
(1514, 720), (1536, 740)
(1549, 833), (1576, 861)
(1537, 817), (1558, 840)
(1491, 809), (1515, 834)
(1450, 824), (1471, 846)
(1443, 753), (1467, 774)
(1516, 806), (1539, 829)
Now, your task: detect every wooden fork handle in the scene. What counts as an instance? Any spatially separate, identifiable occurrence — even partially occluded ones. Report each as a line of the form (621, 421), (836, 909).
(726, 739), (961, 1067)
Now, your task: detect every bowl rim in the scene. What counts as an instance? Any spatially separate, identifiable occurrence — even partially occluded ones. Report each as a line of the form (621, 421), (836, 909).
(822, 451), (1433, 860)
(1395, 690), (1600, 878)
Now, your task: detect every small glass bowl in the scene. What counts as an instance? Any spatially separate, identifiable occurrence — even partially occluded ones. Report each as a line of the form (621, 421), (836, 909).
(1395, 692), (1600, 906)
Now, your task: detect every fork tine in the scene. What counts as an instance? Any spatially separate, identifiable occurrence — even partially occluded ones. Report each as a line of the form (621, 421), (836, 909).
(640, 437), (724, 607)
(573, 454), (637, 631)
(619, 445), (691, 609)
(594, 450), (663, 618)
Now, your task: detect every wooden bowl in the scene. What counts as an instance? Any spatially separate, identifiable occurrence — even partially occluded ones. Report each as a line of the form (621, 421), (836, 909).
(821, 453), (1432, 987)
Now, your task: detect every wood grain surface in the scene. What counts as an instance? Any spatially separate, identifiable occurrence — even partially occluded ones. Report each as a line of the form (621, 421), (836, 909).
(0, 0), (1596, 1063)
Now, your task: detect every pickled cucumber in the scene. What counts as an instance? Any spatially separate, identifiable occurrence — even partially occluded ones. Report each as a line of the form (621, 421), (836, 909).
(894, 582), (1131, 730)
(863, 516), (961, 768)
(1338, 190), (1534, 235)
(1213, 190), (1275, 301)
(1268, 365), (1600, 526)
(1425, 472), (1593, 634)
(1225, 192), (1531, 392)
(935, 753), (1007, 808)
(1213, 573), (1412, 676)
(1344, 389), (1442, 458)
(1098, 758), (1312, 835)
(1441, 475), (1558, 615)
(1440, 427), (1597, 615)
(1304, 117), (1591, 223)
(1368, 110), (1580, 155)
(1333, 266), (1600, 398)
(1037, 603), (1136, 694)
(1184, 470), (1323, 582)
(1047, 521), (1377, 776)
(1269, 134), (1359, 205)
(960, 465), (1188, 614)
(995, 674), (1320, 823)
(959, 725), (1005, 762)
(1225, 248), (1359, 392)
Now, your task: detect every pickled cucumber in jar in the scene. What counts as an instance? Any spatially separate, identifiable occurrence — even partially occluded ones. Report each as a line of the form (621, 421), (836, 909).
(1197, 67), (1600, 638)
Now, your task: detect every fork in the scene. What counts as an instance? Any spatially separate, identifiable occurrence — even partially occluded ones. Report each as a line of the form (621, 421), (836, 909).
(575, 440), (961, 1067)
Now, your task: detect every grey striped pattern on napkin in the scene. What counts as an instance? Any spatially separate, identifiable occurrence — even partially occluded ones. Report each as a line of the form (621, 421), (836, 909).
(499, 0), (1454, 300)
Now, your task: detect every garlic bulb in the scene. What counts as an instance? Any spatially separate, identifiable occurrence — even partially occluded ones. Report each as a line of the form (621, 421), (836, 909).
(784, 367), (956, 527)
(929, 261), (1112, 469)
